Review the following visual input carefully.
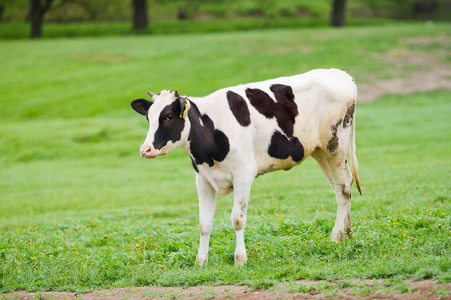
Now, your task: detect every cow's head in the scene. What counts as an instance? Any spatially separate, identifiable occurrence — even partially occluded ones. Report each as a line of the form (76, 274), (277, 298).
(131, 90), (190, 158)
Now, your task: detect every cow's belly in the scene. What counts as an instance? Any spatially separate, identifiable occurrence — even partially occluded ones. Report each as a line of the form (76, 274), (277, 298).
(198, 164), (233, 196)
(255, 155), (306, 177)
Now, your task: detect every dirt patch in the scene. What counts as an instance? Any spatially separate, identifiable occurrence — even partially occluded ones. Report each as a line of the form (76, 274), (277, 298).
(357, 45), (451, 102)
(3, 280), (450, 299)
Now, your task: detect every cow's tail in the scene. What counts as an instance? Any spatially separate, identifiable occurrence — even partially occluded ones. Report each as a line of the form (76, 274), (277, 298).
(350, 108), (362, 195)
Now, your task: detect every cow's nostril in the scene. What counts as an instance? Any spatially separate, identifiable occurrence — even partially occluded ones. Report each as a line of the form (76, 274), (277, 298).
(140, 145), (155, 158)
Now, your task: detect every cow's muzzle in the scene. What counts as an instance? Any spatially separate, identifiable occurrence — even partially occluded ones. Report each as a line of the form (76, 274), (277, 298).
(140, 144), (158, 159)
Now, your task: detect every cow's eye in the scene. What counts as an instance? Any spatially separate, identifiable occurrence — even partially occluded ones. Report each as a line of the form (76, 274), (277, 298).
(165, 114), (174, 122)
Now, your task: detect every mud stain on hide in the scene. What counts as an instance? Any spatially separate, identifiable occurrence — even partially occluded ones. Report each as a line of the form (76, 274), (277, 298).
(327, 119), (342, 155)
(343, 101), (355, 128)
(341, 183), (351, 199)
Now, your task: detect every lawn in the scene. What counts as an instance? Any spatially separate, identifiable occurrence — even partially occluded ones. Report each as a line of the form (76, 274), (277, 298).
(0, 23), (450, 292)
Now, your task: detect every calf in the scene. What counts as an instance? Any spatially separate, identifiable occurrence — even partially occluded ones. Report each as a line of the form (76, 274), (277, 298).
(131, 68), (362, 266)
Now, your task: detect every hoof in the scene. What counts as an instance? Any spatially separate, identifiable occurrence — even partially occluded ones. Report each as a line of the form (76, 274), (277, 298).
(331, 228), (344, 243)
(196, 255), (208, 266)
(234, 253), (247, 266)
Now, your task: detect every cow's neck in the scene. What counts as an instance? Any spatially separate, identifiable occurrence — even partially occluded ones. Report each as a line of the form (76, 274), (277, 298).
(184, 99), (230, 168)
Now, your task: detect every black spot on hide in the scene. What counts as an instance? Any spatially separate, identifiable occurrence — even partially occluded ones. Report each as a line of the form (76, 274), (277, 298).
(246, 84), (298, 137)
(268, 131), (304, 162)
(190, 157), (199, 173)
(188, 102), (230, 167)
(246, 84), (303, 162)
(153, 101), (185, 150)
(227, 91), (251, 127)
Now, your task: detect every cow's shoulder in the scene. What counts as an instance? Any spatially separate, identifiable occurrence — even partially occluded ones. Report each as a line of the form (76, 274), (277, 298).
(188, 101), (230, 167)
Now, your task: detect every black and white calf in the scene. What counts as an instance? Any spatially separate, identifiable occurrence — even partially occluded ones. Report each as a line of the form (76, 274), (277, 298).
(131, 68), (362, 266)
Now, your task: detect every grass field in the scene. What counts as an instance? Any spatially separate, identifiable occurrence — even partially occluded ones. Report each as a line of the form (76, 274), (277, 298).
(0, 23), (450, 293)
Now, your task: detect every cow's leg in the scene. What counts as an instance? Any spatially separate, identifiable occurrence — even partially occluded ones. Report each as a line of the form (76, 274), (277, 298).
(329, 158), (353, 243)
(324, 122), (354, 243)
(231, 172), (254, 266)
(311, 148), (334, 189)
(195, 174), (216, 266)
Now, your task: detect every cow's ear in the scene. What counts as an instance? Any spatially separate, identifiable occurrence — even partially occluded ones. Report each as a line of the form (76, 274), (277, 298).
(177, 97), (189, 119)
(131, 98), (153, 116)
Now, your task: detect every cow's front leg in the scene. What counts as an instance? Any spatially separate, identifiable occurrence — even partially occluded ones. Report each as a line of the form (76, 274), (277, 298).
(231, 173), (254, 266)
(195, 174), (216, 266)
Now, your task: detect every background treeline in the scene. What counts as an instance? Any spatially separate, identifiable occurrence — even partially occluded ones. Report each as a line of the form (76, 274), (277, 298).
(1, 0), (450, 23)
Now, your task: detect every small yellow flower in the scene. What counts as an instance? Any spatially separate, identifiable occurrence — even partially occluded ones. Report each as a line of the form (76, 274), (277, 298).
(129, 226), (133, 230)
(403, 234), (406, 237)
(161, 265), (164, 268)
(32, 256), (37, 260)
(135, 244), (140, 248)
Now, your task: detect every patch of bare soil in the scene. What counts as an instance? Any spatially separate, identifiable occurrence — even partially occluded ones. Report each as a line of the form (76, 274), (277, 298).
(357, 37), (451, 102)
(4, 280), (451, 299)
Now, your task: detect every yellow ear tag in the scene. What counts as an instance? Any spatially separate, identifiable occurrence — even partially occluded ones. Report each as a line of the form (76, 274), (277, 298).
(180, 103), (188, 118)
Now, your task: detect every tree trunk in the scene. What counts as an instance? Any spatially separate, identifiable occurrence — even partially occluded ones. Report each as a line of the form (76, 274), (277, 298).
(29, 0), (53, 39)
(331, 0), (346, 27)
(0, 4), (4, 23)
(132, 0), (148, 30)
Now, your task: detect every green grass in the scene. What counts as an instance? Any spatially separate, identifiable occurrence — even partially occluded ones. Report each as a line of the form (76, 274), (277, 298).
(0, 23), (450, 292)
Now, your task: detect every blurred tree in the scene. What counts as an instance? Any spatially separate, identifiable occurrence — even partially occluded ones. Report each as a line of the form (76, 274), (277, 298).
(55, 0), (100, 21)
(176, 0), (199, 20)
(0, 4), (4, 22)
(132, 0), (148, 30)
(29, 0), (53, 38)
(157, 0), (225, 21)
(331, 0), (346, 26)
(413, 0), (438, 18)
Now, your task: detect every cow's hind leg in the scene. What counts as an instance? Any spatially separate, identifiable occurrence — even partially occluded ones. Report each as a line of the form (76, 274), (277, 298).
(195, 174), (216, 266)
(323, 119), (355, 243)
(329, 154), (353, 242)
(311, 148), (334, 189)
